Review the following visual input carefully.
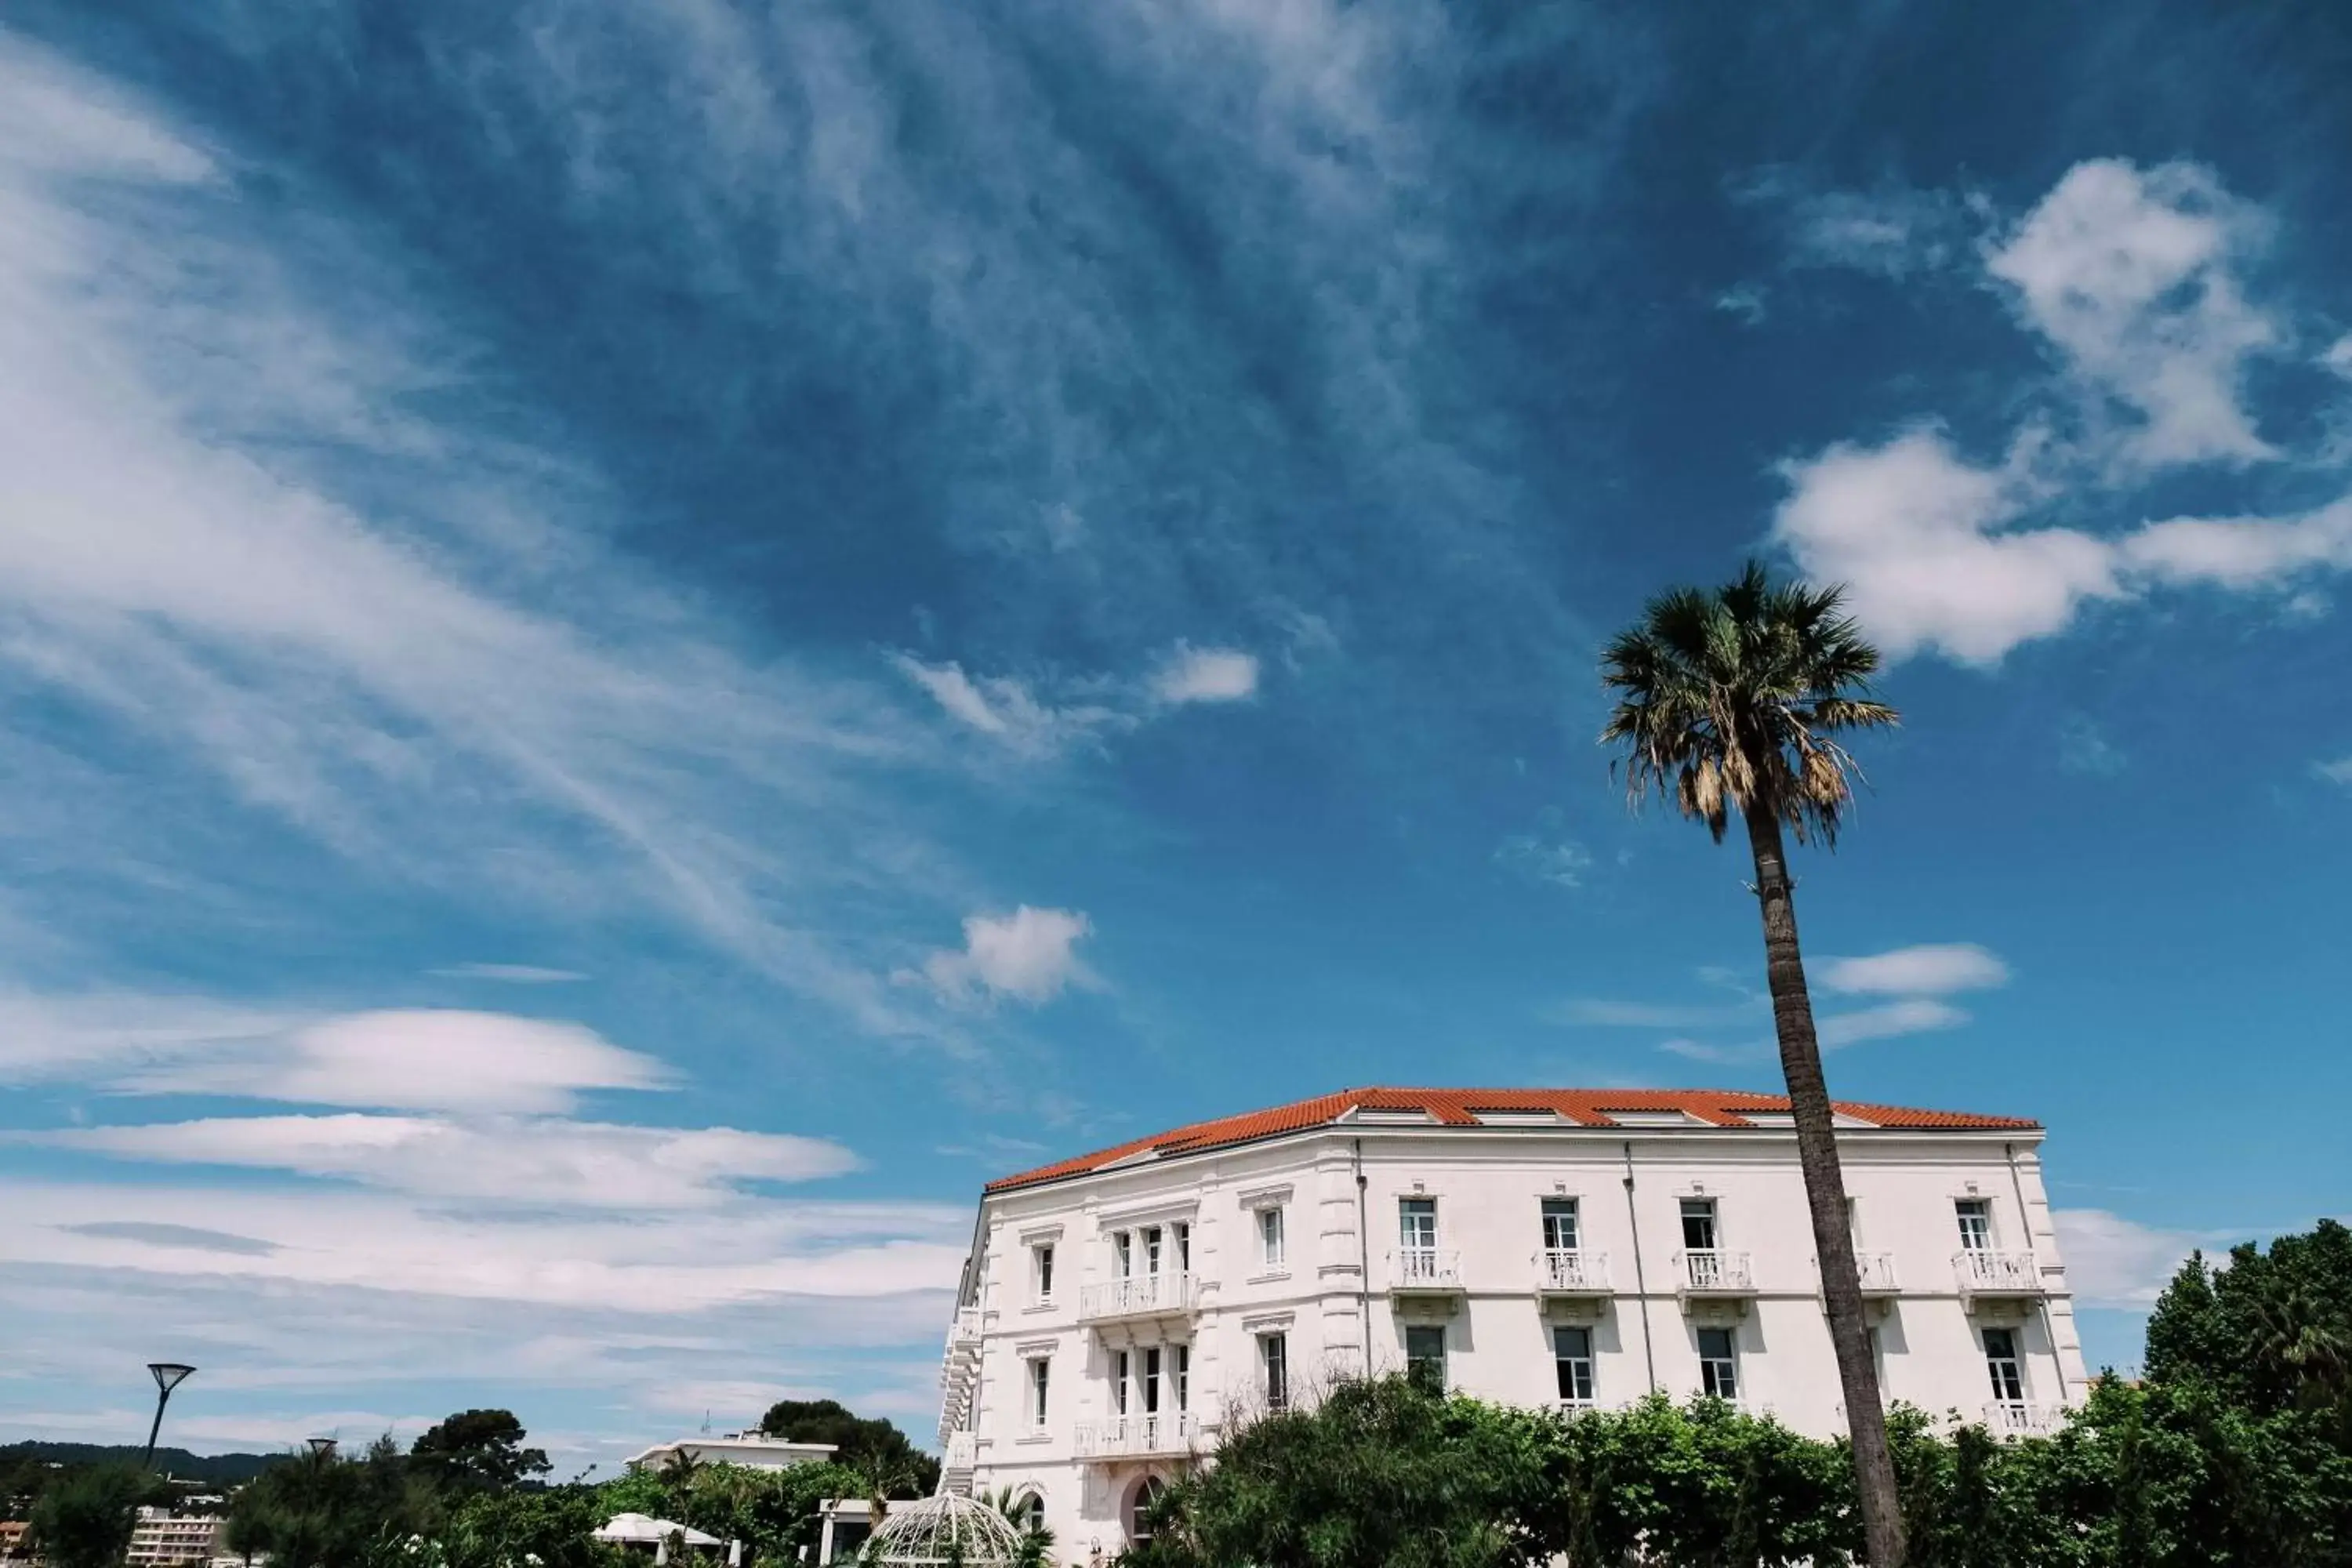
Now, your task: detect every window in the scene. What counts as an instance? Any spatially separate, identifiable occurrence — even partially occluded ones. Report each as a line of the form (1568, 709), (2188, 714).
(1142, 1225), (1163, 1277)
(1399, 1196), (1439, 1254)
(1405, 1324), (1446, 1391)
(1258, 1206), (1287, 1269)
(1142, 1347), (1162, 1414)
(1541, 1197), (1581, 1253)
(1983, 1327), (2025, 1404)
(1956, 1199), (1994, 1253)
(1029, 1358), (1051, 1427)
(1033, 1243), (1055, 1304)
(1679, 1198), (1719, 1252)
(1174, 1221), (1191, 1274)
(1261, 1332), (1290, 1410)
(1697, 1327), (1738, 1401)
(1126, 1478), (1167, 1547)
(1111, 1349), (1131, 1416)
(1112, 1230), (1134, 1279)
(1553, 1325), (1595, 1405)
(1174, 1345), (1190, 1412)
(1014, 1492), (1045, 1534)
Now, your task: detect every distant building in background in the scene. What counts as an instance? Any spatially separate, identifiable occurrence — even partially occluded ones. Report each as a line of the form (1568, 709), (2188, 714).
(935, 1086), (2090, 1559)
(622, 1434), (835, 1474)
(125, 1507), (225, 1568)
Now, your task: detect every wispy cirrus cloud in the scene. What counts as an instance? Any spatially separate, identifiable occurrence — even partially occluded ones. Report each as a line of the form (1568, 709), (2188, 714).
(1817, 942), (2010, 996)
(0, 995), (670, 1114)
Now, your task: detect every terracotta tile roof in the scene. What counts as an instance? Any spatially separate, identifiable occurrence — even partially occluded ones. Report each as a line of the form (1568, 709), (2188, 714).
(983, 1086), (2038, 1192)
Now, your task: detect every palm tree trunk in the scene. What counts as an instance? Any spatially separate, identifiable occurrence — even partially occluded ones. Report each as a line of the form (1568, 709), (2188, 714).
(1743, 800), (1906, 1566)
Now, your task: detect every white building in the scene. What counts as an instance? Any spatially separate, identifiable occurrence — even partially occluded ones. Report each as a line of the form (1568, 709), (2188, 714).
(125, 1508), (224, 1568)
(623, 1433), (836, 1473)
(935, 1086), (2088, 1559)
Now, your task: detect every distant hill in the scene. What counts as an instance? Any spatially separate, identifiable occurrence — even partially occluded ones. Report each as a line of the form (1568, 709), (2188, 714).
(1, 1442), (282, 1486)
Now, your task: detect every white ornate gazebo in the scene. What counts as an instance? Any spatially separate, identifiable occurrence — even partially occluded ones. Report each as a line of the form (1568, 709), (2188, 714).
(864, 1492), (1025, 1567)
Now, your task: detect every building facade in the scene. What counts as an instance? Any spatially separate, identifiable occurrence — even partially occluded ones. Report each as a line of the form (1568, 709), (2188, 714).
(935, 1087), (2088, 1560)
(125, 1508), (225, 1568)
(623, 1434), (836, 1473)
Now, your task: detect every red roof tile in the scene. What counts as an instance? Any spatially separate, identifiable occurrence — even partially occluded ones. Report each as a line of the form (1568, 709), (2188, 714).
(983, 1086), (2038, 1192)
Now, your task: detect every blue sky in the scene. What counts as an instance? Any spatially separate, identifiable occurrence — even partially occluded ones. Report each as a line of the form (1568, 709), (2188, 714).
(2, 1), (2347, 1471)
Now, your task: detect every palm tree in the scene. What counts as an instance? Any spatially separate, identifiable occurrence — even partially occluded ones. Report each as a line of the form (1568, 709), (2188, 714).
(1600, 560), (1906, 1566)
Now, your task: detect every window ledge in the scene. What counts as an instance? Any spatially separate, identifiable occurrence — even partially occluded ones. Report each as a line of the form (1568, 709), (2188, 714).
(1248, 1269), (1292, 1284)
(1024, 1300), (1058, 1313)
(1016, 1431), (1054, 1446)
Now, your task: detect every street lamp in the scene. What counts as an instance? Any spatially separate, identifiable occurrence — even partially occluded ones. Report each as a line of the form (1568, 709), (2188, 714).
(142, 1363), (197, 1469)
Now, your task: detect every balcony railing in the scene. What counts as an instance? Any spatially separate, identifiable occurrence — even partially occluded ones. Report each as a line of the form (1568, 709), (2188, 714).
(943, 1306), (980, 1351)
(942, 1432), (977, 1472)
(1078, 1272), (1200, 1323)
(1536, 1249), (1612, 1296)
(1388, 1247), (1464, 1293)
(1983, 1400), (2060, 1436)
(1851, 1250), (1900, 1295)
(1073, 1413), (1199, 1459)
(1674, 1249), (1755, 1295)
(1953, 1250), (2044, 1303)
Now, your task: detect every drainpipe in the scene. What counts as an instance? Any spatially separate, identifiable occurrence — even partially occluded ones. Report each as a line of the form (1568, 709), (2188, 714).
(1621, 1142), (1657, 1394)
(2008, 1141), (2071, 1403)
(1355, 1139), (1374, 1379)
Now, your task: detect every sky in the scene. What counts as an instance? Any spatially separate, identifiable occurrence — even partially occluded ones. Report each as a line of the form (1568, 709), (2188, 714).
(2, 1), (2347, 1474)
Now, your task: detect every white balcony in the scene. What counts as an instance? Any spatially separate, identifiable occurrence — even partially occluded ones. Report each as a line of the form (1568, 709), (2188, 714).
(1853, 1250), (1900, 1295)
(1388, 1247), (1465, 1295)
(1078, 1272), (1200, 1325)
(1535, 1249), (1612, 1298)
(944, 1305), (981, 1350)
(1982, 1400), (2060, 1437)
(941, 1431), (977, 1490)
(1073, 1412), (1199, 1460)
(1674, 1249), (1755, 1299)
(1954, 1250), (2045, 1308)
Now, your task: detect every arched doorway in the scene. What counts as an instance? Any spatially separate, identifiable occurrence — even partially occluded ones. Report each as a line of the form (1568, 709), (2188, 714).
(1013, 1489), (1045, 1535)
(1124, 1476), (1167, 1548)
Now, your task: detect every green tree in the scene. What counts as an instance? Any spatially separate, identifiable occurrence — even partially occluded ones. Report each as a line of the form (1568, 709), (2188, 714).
(27, 1464), (165, 1568)
(756, 1400), (938, 1497)
(1600, 561), (1904, 1565)
(2147, 1220), (2352, 1425)
(225, 1438), (430, 1568)
(410, 1410), (551, 1495)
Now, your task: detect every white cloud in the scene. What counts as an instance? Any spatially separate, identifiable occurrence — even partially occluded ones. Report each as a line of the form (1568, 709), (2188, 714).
(1713, 285), (1766, 326)
(1494, 833), (1594, 889)
(2056, 714), (2129, 777)
(5, 1178), (964, 1313)
(1818, 943), (2011, 996)
(26, 1113), (856, 1208)
(2324, 333), (2352, 379)
(1774, 429), (2352, 663)
(887, 655), (1108, 756)
(1149, 646), (1260, 705)
(2315, 756), (2352, 787)
(428, 964), (588, 984)
(908, 906), (1096, 1007)
(1986, 159), (2278, 466)
(0, 996), (669, 1114)
(2053, 1208), (2202, 1309)
(1773, 428), (2122, 663)
(1816, 996), (1967, 1049)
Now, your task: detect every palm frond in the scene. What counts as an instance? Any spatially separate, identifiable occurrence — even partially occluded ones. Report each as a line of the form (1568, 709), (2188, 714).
(1599, 560), (1897, 844)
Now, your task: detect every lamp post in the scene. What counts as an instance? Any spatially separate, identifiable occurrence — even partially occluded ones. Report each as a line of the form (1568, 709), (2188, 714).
(142, 1363), (197, 1469)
